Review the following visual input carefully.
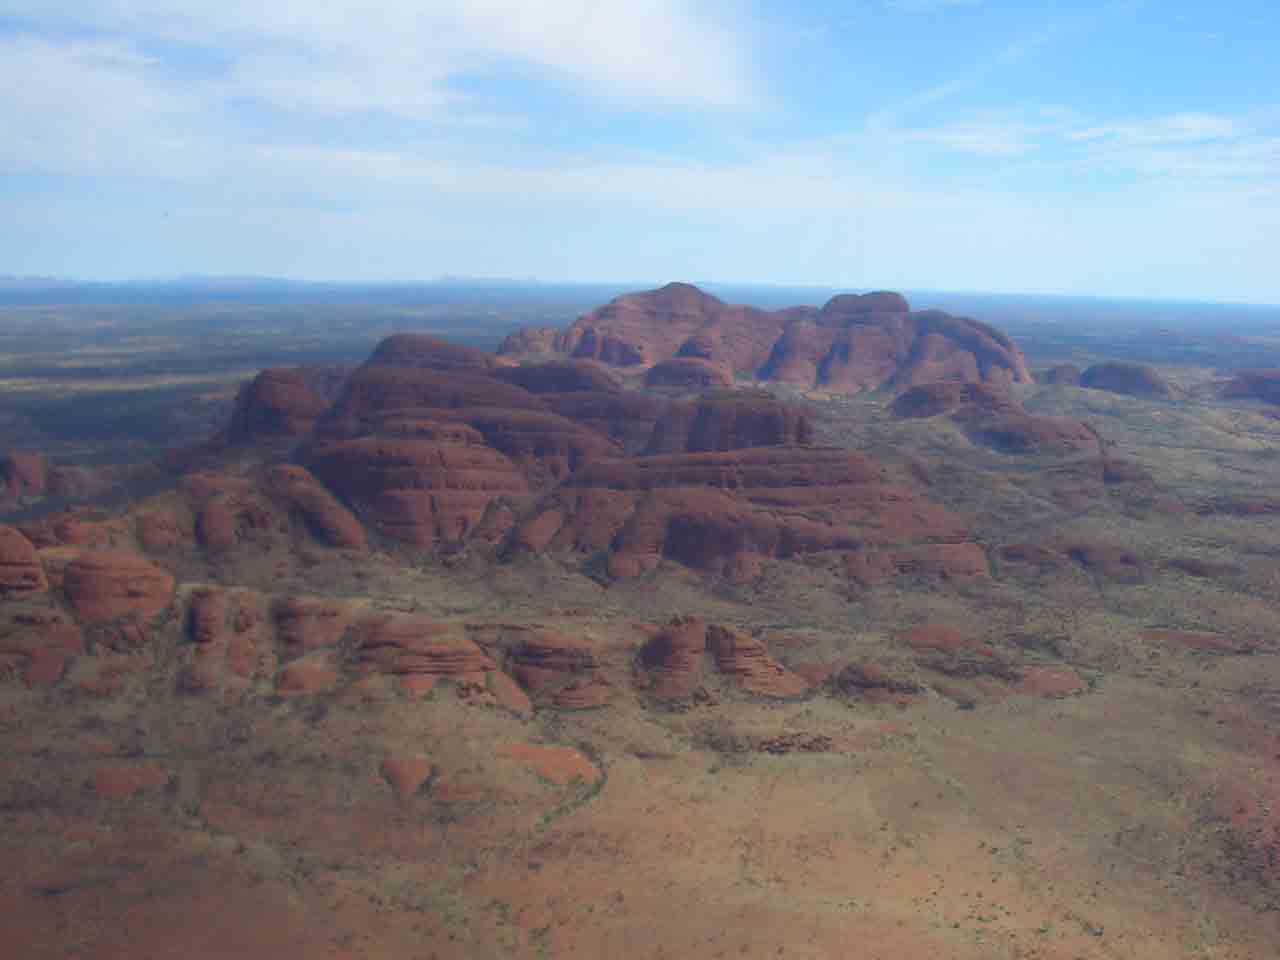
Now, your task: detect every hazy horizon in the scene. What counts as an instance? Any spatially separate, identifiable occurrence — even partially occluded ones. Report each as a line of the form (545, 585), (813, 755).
(3, 2), (1278, 304)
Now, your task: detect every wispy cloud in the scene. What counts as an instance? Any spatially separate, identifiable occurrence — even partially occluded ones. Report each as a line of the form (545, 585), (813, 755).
(0, 1), (755, 115)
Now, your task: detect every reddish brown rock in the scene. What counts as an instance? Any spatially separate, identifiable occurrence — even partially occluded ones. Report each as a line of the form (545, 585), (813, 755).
(304, 438), (529, 547)
(517, 446), (966, 580)
(273, 596), (353, 659)
(644, 357), (734, 389)
(705, 624), (810, 699)
(892, 382), (1018, 419)
(226, 368), (329, 443)
(493, 361), (623, 394)
(353, 616), (494, 681)
(265, 464), (367, 550)
(544, 390), (670, 454)
(181, 588), (271, 690)
(439, 408), (620, 485)
(63, 551), (174, 622)
(638, 617), (709, 700)
(366, 333), (495, 371)
(643, 395), (813, 454)
(0, 525), (47, 597)
(1080, 362), (1178, 399)
(508, 632), (610, 709)
(503, 282), (1031, 393)
(322, 366), (541, 436)
(380, 756), (433, 798)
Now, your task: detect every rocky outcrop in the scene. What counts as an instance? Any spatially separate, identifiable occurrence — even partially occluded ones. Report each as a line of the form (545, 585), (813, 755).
(507, 631), (611, 709)
(272, 596), (354, 659)
(493, 361), (623, 395)
(321, 366), (543, 438)
(181, 588), (271, 691)
(542, 391), (669, 455)
(705, 624), (810, 698)
(366, 334), (495, 372)
(264, 464), (368, 550)
(891, 382), (1018, 419)
(0, 525), (47, 597)
(514, 446), (967, 580)
(500, 282), (1032, 394)
(644, 395), (813, 454)
(644, 357), (734, 389)
(893, 381), (1101, 456)
(1080, 362), (1178, 399)
(304, 438), (529, 547)
(226, 369), (329, 443)
(63, 551), (174, 622)
(638, 617), (709, 700)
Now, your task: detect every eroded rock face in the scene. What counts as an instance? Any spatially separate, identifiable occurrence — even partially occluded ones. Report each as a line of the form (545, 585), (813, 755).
(227, 369), (329, 443)
(892, 382), (1018, 419)
(893, 381), (1101, 456)
(705, 624), (810, 699)
(322, 366), (543, 438)
(366, 334), (495, 372)
(500, 283), (1032, 394)
(644, 358), (735, 390)
(644, 395), (813, 454)
(638, 617), (708, 700)
(1080, 362), (1178, 399)
(304, 438), (529, 547)
(264, 464), (367, 550)
(507, 631), (611, 709)
(63, 551), (175, 622)
(494, 361), (623, 395)
(0, 525), (47, 598)
(514, 446), (968, 580)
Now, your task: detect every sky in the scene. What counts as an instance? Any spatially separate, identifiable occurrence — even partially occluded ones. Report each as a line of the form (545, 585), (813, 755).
(1, 0), (1278, 303)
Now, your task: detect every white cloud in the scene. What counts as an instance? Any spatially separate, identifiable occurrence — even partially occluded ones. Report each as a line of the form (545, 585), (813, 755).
(0, 1), (754, 114)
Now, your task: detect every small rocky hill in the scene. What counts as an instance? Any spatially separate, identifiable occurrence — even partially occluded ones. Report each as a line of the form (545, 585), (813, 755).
(500, 282), (1033, 393)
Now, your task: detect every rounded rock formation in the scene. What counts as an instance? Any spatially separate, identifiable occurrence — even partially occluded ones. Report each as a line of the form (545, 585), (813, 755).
(63, 551), (175, 622)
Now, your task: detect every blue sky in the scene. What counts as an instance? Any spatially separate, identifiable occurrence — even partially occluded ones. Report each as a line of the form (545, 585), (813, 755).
(1, 1), (1278, 302)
